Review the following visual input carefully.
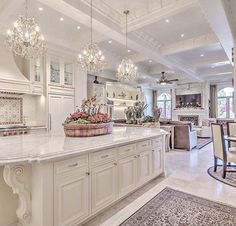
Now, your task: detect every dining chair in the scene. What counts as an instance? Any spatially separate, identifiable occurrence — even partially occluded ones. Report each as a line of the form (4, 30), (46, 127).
(227, 121), (236, 148)
(211, 123), (236, 178)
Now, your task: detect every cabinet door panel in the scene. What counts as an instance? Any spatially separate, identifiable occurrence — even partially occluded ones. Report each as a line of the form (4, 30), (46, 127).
(91, 162), (117, 214)
(118, 156), (136, 198)
(136, 150), (152, 186)
(152, 148), (163, 176)
(54, 171), (89, 226)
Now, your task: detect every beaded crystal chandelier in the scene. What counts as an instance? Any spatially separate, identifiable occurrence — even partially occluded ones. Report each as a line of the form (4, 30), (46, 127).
(78, 0), (105, 73)
(5, 0), (46, 59)
(116, 10), (138, 82)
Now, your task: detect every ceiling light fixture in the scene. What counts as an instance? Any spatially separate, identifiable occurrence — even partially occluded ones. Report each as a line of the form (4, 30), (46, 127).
(127, 49), (131, 53)
(149, 60), (152, 63)
(5, 0), (46, 58)
(38, 7), (43, 11)
(78, 0), (105, 73)
(165, 19), (170, 23)
(200, 54), (204, 57)
(108, 40), (112, 44)
(180, 33), (185, 38)
(116, 10), (138, 82)
(60, 17), (64, 21)
(77, 26), (81, 30)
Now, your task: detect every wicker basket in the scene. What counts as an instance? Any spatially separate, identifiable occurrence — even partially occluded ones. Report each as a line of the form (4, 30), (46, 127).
(63, 122), (114, 137)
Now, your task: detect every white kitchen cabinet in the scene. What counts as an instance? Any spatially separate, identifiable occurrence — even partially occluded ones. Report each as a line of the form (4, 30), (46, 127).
(136, 150), (152, 186)
(118, 155), (136, 198)
(47, 55), (74, 89)
(91, 162), (117, 214)
(54, 169), (89, 226)
(152, 148), (163, 177)
(54, 157), (89, 226)
(49, 95), (75, 133)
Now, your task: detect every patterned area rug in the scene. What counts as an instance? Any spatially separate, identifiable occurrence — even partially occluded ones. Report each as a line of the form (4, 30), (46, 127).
(208, 166), (236, 188)
(196, 137), (212, 149)
(120, 187), (236, 226)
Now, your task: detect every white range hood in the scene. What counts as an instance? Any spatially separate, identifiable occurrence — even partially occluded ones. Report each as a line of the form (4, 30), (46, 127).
(0, 37), (31, 94)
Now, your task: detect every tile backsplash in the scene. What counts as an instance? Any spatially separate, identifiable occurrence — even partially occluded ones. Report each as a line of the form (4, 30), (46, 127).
(0, 96), (23, 125)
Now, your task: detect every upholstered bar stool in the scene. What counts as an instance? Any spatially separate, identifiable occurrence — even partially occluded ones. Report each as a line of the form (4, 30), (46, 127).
(211, 123), (236, 178)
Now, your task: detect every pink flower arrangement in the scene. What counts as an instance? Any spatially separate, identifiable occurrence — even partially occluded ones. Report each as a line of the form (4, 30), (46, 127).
(64, 96), (111, 124)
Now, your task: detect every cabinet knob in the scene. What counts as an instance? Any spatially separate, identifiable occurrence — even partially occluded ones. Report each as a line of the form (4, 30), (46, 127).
(86, 172), (90, 176)
(114, 163), (117, 166)
(134, 155), (137, 158)
(137, 154), (140, 157)
(152, 150), (155, 152)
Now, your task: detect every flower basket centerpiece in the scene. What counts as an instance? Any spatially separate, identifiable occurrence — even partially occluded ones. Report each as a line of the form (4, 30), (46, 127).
(63, 96), (113, 137)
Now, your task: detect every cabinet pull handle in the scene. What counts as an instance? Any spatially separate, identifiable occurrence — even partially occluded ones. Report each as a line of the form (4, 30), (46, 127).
(49, 114), (52, 131)
(152, 150), (155, 152)
(114, 163), (117, 166)
(101, 154), (109, 159)
(68, 163), (78, 168)
(86, 172), (90, 175)
(134, 155), (137, 158)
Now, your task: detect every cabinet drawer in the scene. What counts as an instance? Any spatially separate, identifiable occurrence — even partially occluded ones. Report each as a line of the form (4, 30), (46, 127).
(118, 144), (136, 157)
(54, 155), (88, 175)
(91, 148), (116, 165)
(137, 140), (151, 151)
(152, 137), (162, 148)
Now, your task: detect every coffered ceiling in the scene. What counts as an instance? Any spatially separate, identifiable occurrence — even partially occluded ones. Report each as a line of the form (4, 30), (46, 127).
(0, 0), (235, 87)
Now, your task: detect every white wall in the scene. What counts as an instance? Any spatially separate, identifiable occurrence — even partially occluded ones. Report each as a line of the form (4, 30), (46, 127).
(75, 68), (87, 107)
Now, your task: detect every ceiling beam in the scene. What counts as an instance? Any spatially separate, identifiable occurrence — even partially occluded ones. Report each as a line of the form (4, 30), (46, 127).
(126, 0), (197, 32)
(185, 55), (229, 68)
(198, 0), (233, 63)
(160, 34), (218, 56)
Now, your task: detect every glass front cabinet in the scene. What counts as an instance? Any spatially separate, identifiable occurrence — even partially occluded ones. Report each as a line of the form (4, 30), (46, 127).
(48, 55), (74, 88)
(30, 57), (44, 95)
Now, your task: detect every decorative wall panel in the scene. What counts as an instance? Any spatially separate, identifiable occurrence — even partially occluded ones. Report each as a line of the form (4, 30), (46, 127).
(0, 97), (23, 125)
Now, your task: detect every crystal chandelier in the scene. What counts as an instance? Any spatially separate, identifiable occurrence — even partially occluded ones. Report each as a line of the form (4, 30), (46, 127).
(78, 0), (105, 73)
(116, 10), (138, 82)
(5, 0), (46, 59)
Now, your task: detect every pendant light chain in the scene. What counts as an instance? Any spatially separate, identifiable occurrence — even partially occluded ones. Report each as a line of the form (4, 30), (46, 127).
(90, 0), (93, 44)
(25, 0), (28, 18)
(125, 11), (127, 50)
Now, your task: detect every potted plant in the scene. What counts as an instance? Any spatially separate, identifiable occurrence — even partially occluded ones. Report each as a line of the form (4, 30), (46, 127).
(63, 96), (113, 137)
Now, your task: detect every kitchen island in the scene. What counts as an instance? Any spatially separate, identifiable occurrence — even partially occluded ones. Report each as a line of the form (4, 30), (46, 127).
(0, 127), (167, 226)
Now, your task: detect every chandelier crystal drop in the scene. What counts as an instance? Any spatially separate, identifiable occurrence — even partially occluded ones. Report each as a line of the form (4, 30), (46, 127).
(78, 0), (105, 73)
(116, 10), (138, 82)
(5, 0), (46, 58)
(117, 58), (138, 81)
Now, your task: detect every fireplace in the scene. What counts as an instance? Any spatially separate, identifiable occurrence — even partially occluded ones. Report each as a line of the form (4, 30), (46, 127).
(179, 115), (199, 125)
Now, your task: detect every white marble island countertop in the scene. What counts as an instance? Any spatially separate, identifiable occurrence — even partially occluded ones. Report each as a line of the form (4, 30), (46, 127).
(0, 127), (167, 165)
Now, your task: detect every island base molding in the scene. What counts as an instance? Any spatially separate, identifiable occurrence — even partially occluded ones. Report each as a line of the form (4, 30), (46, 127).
(2, 135), (166, 226)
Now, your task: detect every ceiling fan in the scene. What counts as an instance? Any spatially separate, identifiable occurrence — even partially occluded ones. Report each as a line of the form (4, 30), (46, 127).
(158, 72), (179, 85)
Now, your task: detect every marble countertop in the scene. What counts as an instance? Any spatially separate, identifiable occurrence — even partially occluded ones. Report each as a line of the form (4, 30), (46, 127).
(0, 127), (167, 165)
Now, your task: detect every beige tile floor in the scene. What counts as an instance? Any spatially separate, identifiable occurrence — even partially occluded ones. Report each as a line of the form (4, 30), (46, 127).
(83, 143), (236, 226)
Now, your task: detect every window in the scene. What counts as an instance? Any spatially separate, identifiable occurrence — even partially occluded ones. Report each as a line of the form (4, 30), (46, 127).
(157, 93), (171, 119)
(217, 87), (234, 119)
